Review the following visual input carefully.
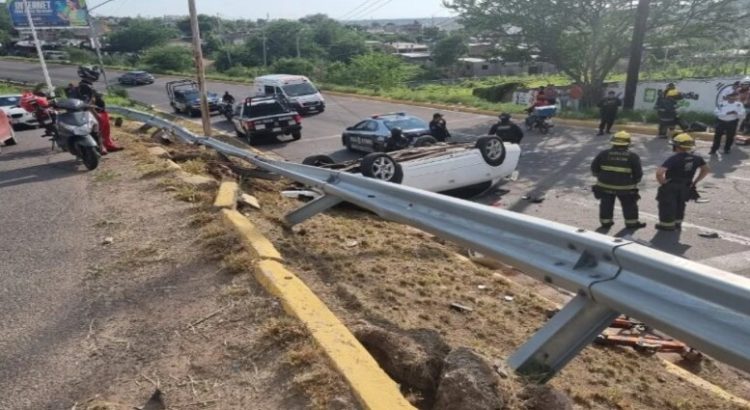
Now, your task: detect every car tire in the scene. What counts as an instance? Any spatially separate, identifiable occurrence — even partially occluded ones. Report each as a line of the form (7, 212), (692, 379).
(475, 136), (506, 167)
(302, 155), (335, 167)
(361, 153), (403, 183)
(4, 136), (17, 146)
(292, 131), (302, 140)
(413, 135), (438, 147)
(172, 104), (180, 114)
(343, 135), (354, 151)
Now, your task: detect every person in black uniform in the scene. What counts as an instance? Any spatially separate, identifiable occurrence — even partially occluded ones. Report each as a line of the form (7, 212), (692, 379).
(591, 131), (646, 230)
(385, 127), (409, 152)
(597, 91), (622, 136)
(655, 133), (710, 231)
(222, 91), (235, 105)
(429, 113), (451, 142)
(488, 113), (524, 144)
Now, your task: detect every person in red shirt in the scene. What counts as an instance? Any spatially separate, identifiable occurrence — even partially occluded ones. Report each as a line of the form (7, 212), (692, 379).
(569, 83), (583, 111)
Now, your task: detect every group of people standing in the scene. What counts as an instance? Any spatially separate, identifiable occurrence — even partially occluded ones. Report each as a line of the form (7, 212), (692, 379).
(591, 130), (709, 231)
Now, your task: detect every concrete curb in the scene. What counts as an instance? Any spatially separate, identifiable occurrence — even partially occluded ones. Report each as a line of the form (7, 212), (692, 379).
(214, 181), (239, 209)
(323, 90), (717, 142)
(218, 199), (414, 409)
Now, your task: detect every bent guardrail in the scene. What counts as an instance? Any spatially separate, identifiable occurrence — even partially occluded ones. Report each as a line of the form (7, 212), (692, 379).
(109, 105), (750, 383)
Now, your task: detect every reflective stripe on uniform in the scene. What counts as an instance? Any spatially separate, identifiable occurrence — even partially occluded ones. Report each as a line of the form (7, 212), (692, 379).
(600, 219), (613, 224)
(600, 165), (632, 174)
(596, 182), (637, 190)
(657, 221), (676, 227)
(624, 219), (640, 224)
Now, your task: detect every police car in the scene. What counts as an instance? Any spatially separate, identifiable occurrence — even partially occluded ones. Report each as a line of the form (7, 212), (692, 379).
(342, 112), (433, 152)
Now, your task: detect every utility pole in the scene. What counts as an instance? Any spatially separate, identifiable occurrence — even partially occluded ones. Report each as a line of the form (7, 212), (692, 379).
(262, 15), (268, 67)
(623, 0), (651, 110)
(296, 31), (301, 58)
(188, 0), (211, 137)
(22, 0), (54, 96)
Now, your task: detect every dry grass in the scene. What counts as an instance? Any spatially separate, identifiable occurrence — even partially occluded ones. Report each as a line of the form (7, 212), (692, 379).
(179, 158), (208, 175)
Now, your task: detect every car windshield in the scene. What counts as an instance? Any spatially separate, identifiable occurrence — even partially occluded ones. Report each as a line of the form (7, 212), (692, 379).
(181, 90), (199, 100)
(282, 82), (317, 97)
(245, 101), (288, 117)
(0, 96), (20, 107)
(382, 117), (427, 131)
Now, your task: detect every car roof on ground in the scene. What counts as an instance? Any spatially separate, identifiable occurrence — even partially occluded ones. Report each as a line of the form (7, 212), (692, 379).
(256, 74), (307, 82)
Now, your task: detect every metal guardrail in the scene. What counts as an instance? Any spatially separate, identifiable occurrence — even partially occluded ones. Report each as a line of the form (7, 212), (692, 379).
(109, 105), (750, 383)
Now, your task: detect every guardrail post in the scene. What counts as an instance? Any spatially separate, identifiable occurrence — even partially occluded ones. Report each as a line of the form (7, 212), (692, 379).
(508, 293), (619, 383)
(284, 195), (343, 227)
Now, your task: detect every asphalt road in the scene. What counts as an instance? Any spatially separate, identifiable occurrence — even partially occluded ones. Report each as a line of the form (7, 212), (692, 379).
(0, 128), (100, 407)
(2, 59), (750, 275)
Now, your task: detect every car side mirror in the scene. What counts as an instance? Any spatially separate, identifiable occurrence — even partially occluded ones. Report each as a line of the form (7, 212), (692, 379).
(346, 126), (354, 131)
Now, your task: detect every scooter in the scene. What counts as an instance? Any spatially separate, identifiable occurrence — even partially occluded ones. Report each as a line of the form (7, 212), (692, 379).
(23, 94), (101, 170)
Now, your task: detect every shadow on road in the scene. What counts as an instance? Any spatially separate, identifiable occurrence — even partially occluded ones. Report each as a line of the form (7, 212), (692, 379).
(0, 160), (82, 189)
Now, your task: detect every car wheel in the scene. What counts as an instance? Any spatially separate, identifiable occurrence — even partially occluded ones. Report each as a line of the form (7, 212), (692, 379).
(302, 155), (335, 167)
(292, 131), (302, 140)
(172, 104), (180, 114)
(476, 136), (506, 167)
(361, 153), (403, 183)
(413, 135), (437, 147)
(343, 135), (354, 151)
(4, 136), (17, 146)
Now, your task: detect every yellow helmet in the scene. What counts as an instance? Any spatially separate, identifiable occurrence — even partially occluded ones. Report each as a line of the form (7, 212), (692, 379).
(666, 89), (680, 98)
(671, 133), (695, 149)
(611, 131), (631, 146)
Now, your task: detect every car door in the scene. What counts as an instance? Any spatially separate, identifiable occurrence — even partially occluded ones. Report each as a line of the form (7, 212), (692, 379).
(231, 103), (246, 133)
(346, 121), (370, 148)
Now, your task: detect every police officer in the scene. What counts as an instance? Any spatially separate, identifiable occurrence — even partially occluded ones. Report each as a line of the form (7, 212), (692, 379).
(590, 131), (646, 230)
(488, 113), (524, 143)
(596, 90), (622, 136)
(655, 133), (710, 231)
(429, 113), (451, 141)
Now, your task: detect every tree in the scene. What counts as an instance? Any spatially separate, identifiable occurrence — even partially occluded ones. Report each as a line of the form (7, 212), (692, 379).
(142, 45), (193, 72)
(432, 34), (468, 68)
(107, 19), (177, 53)
(327, 53), (411, 89)
(271, 58), (316, 76)
(176, 14), (218, 37)
(445, 0), (747, 104)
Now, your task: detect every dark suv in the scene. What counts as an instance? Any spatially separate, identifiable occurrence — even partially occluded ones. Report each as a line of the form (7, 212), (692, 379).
(166, 80), (221, 116)
(118, 70), (155, 86)
(230, 96), (302, 144)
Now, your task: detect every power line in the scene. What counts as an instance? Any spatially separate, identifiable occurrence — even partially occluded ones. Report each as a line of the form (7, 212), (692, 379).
(339, 0), (378, 21)
(346, 0), (393, 22)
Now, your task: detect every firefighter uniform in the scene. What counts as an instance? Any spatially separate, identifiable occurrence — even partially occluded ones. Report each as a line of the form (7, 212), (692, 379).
(591, 131), (645, 229)
(656, 134), (708, 230)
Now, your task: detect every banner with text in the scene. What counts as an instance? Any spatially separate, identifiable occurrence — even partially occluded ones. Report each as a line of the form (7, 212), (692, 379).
(8, 0), (90, 29)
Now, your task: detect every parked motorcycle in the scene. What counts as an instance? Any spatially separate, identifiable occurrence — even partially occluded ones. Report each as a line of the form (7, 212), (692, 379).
(219, 101), (234, 121)
(22, 94), (101, 170)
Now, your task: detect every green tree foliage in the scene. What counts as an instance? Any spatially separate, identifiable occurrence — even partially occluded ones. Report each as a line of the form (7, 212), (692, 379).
(107, 19), (177, 53)
(445, 0), (746, 102)
(327, 53), (411, 89)
(432, 34), (468, 67)
(270, 58), (316, 76)
(142, 45), (193, 72)
(63, 46), (96, 64)
(176, 14), (218, 37)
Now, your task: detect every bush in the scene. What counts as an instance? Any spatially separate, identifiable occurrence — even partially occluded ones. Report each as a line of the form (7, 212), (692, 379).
(63, 46), (96, 64)
(472, 82), (523, 103)
(142, 45), (193, 73)
(270, 58), (316, 77)
(109, 86), (129, 99)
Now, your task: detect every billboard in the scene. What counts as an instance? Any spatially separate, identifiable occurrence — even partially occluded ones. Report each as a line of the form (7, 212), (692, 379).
(8, 0), (90, 29)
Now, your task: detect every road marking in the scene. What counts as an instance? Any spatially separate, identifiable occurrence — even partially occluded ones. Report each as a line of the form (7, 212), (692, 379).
(0, 175), (35, 186)
(560, 196), (750, 247)
(728, 175), (750, 183)
(698, 249), (750, 273)
(306, 133), (343, 142)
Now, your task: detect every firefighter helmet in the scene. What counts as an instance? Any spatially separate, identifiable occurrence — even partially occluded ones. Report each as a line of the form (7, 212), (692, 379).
(611, 131), (631, 146)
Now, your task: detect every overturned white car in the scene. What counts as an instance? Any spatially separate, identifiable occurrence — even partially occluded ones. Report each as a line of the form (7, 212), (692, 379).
(302, 136), (520, 195)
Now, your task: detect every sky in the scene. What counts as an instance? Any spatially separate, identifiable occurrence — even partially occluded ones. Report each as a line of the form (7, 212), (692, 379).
(90, 0), (456, 20)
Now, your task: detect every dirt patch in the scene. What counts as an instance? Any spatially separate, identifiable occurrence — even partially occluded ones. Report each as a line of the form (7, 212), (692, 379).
(14, 125), (359, 409)
(217, 155), (750, 409)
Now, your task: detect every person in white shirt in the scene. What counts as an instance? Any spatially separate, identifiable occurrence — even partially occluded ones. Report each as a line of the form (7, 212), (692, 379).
(718, 81), (740, 104)
(712, 92), (745, 154)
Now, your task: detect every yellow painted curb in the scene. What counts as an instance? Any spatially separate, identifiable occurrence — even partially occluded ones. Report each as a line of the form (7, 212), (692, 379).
(661, 359), (750, 409)
(221, 209), (283, 262)
(214, 181), (239, 209)
(324, 90), (715, 141)
(255, 259), (415, 410)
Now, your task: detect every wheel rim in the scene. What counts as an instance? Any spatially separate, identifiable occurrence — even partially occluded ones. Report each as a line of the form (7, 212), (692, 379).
(371, 157), (396, 180)
(485, 139), (504, 160)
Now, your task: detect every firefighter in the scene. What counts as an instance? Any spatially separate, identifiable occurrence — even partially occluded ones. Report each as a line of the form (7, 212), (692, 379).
(590, 131), (646, 230)
(655, 133), (710, 231)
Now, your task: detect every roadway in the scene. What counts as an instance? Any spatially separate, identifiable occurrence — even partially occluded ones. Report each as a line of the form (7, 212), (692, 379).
(2, 59), (750, 275)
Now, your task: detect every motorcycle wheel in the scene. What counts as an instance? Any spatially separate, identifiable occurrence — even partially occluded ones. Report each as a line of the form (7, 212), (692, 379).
(540, 123), (550, 135)
(81, 146), (100, 170)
